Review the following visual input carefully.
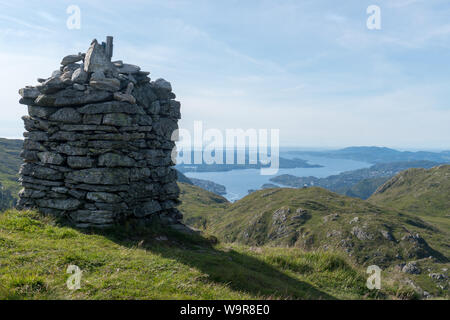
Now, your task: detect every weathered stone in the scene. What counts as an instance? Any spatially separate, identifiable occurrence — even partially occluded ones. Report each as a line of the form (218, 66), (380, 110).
(38, 76), (66, 94)
(98, 153), (136, 167)
(117, 63), (140, 74)
(102, 113), (133, 126)
(134, 200), (161, 217)
(84, 39), (115, 74)
(23, 139), (46, 151)
(49, 131), (82, 141)
(78, 101), (145, 115)
(56, 144), (88, 156)
(113, 92), (136, 104)
(154, 78), (172, 91)
(24, 131), (48, 141)
(66, 168), (130, 185)
(70, 210), (115, 224)
(28, 105), (57, 119)
(86, 192), (122, 203)
(351, 226), (374, 241)
(20, 175), (64, 187)
(20, 150), (39, 162)
(73, 83), (86, 91)
(90, 78), (120, 92)
(63, 63), (81, 73)
(19, 188), (46, 199)
(37, 198), (81, 210)
(381, 230), (394, 241)
(35, 89), (113, 107)
(67, 156), (95, 169)
(49, 108), (82, 123)
(402, 262), (421, 274)
(83, 114), (103, 125)
(60, 124), (118, 132)
(19, 87), (40, 99)
(37, 152), (65, 165)
(20, 163), (63, 180)
(90, 71), (105, 81)
(71, 67), (88, 84)
(61, 54), (83, 66)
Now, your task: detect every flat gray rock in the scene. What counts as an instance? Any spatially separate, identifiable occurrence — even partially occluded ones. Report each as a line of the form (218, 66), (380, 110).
(61, 54), (83, 66)
(117, 63), (140, 74)
(35, 89), (113, 107)
(98, 153), (136, 167)
(37, 152), (65, 165)
(19, 87), (40, 99)
(66, 168), (130, 185)
(90, 78), (120, 92)
(78, 101), (145, 115)
(37, 198), (82, 211)
(49, 108), (82, 123)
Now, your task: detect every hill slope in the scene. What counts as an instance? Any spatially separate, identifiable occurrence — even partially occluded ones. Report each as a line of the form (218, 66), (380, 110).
(178, 185), (449, 298)
(370, 165), (450, 218)
(0, 209), (392, 300)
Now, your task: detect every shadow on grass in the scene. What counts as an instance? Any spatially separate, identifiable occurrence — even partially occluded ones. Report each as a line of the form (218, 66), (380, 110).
(81, 220), (336, 300)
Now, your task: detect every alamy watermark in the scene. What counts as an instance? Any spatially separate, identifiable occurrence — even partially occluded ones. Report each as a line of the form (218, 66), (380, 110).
(366, 265), (382, 290)
(367, 5), (381, 30)
(171, 121), (280, 175)
(66, 5), (81, 30)
(66, 264), (82, 290)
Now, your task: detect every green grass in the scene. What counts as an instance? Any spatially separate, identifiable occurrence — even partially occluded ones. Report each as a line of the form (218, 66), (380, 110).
(370, 165), (450, 219)
(0, 209), (400, 300)
(179, 183), (229, 230)
(179, 184), (449, 298)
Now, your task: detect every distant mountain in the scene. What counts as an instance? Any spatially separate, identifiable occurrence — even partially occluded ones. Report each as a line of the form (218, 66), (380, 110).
(370, 165), (450, 218)
(270, 160), (443, 199)
(288, 146), (450, 164)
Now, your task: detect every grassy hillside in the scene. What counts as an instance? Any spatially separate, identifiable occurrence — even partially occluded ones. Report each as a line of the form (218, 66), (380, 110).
(345, 177), (390, 199)
(178, 183), (229, 230)
(179, 185), (449, 298)
(370, 165), (450, 218)
(0, 138), (22, 202)
(0, 209), (398, 300)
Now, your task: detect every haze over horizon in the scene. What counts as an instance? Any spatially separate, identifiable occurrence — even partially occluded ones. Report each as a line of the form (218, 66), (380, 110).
(0, 0), (449, 149)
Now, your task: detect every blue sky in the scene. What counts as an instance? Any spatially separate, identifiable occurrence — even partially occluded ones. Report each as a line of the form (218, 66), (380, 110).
(0, 0), (449, 149)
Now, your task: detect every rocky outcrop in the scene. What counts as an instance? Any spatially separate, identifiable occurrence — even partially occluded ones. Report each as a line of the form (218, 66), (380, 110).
(17, 37), (182, 228)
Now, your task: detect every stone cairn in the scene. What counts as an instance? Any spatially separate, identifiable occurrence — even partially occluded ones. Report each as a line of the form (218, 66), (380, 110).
(17, 36), (182, 228)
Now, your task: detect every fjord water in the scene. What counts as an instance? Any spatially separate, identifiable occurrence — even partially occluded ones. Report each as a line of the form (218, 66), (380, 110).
(185, 155), (372, 201)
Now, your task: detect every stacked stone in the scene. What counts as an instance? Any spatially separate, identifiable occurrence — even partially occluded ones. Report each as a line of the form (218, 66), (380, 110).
(17, 37), (182, 228)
